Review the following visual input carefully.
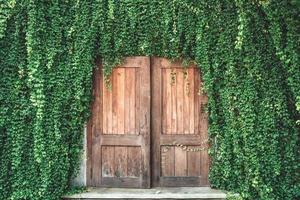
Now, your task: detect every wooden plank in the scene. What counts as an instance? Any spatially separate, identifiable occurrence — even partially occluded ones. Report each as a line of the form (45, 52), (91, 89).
(124, 69), (130, 135)
(119, 56), (148, 68)
(139, 57), (151, 188)
(117, 68), (125, 134)
(159, 177), (201, 187)
(151, 57), (162, 187)
(129, 69), (136, 134)
(165, 68), (172, 134)
(200, 150), (209, 185)
(161, 146), (175, 176)
(107, 75), (113, 134)
(101, 177), (141, 188)
(160, 134), (202, 145)
(101, 78), (108, 134)
(98, 66), (104, 181)
(91, 65), (102, 186)
(160, 58), (171, 68)
(194, 69), (200, 135)
(135, 68), (140, 135)
(176, 68), (184, 134)
(112, 69), (118, 134)
(100, 135), (142, 146)
(91, 129), (101, 186)
(183, 68), (190, 134)
(125, 68), (136, 134)
(189, 68), (195, 134)
(101, 146), (115, 177)
(187, 149), (201, 176)
(171, 68), (177, 134)
(127, 147), (142, 177)
(102, 75), (107, 134)
(162, 68), (167, 134)
(175, 146), (187, 176)
(114, 146), (127, 177)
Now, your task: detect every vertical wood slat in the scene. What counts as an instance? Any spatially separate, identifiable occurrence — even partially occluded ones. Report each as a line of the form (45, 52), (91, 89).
(102, 76), (108, 134)
(183, 68), (190, 134)
(187, 149), (201, 176)
(171, 68), (177, 134)
(102, 146), (115, 177)
(200, 150), (209, 185)
(162, 69), (167, 134)
(151, 57), (162, 187)
(161, 146), (175, 176)
(107, 75), (113, 134)
(127, 147), (141, 177)
(124, 70), (130, 134)
(174, 147), (187, 176)
(91, 66), (102, 185)
(125, 68), (136, 134)
(112, 70), (118, 134)
(135, 68), (140, 135)
(194, 69), (200, 135)
(117, 68), (125, 134)
(165, 68), (172, 134)
(102, 73), (113, 134)
(139, 57), (151, 188)
(176, 68), (184, 134)
(115, 146), (127, 177)
(130, 70), (136, 134)
(189, 68), (195, 134)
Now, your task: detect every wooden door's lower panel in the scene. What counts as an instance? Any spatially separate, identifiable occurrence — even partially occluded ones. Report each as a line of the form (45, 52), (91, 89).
(101, 177), (143, 188)
(159, 177), (209, 187)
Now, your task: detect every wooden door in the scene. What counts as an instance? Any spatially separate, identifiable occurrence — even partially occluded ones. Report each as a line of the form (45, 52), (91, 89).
(151, 57), (209, 187)
(87, 57), (151, 188)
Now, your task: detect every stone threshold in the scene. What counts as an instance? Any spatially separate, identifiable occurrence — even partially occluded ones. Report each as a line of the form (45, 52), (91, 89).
(62, 187), (227, 200)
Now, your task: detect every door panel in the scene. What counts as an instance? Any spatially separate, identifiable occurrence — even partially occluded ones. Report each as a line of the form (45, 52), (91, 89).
(87, 57), (150, 188)
(151, 57), (209, 187)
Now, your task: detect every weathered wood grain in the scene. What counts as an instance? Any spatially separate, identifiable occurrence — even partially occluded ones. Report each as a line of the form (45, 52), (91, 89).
(151, 57), (209, 187)
(88, 57), (208, 187)
(87, 57), (150, 188)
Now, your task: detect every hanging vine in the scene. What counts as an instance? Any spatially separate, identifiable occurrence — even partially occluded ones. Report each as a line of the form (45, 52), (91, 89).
(0, 1), (299, 200)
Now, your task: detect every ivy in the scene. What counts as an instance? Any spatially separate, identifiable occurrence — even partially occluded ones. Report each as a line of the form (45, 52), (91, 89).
(0, 1), (299, 200)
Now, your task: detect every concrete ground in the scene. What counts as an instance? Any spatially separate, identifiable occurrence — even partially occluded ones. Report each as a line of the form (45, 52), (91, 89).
(63, 187), (227, 200)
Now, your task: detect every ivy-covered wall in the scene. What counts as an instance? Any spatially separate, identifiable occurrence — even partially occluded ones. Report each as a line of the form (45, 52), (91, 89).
(0, 1), (299, 200)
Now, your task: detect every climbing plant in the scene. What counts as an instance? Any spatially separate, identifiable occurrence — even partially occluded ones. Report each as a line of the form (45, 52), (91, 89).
(0, 0), (299, 200)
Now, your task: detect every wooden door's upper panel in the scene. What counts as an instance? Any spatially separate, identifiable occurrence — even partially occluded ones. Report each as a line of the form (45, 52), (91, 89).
(160, 61), (207, 136)
(102, 67), (140, 135)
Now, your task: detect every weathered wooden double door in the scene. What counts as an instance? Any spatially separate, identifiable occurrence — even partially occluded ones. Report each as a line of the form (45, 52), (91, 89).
(87, 57), (209, 188)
